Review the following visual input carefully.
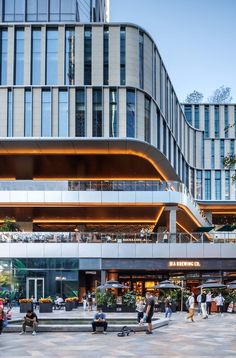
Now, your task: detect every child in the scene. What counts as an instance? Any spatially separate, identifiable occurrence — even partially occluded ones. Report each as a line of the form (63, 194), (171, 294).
(136, 299), (145, 325)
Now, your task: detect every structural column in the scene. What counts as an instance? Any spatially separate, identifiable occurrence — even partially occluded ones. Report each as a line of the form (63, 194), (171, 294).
(166, 206), (177, 242)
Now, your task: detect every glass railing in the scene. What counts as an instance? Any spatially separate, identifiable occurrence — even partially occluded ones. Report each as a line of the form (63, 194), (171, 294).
(0, 231), (235, 244)
(0, 180), (209, 223)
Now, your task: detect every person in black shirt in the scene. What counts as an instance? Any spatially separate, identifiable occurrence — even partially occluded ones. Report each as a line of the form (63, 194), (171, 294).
(144, 292), (155, 334)
(19, 310), (38, 336)
(201, 290), (208, 319)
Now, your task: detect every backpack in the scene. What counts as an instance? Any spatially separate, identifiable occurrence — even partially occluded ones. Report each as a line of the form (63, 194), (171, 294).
(185, 297), (190, 309)
(117, 326), (135, 337)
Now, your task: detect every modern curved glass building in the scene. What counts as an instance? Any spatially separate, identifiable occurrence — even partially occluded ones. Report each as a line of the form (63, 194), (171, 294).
(0, 0), (235, 299)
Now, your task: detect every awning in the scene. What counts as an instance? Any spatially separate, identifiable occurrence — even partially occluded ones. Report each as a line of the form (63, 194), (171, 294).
(196, 227), (214, 232)
(216, 225), (235, 232)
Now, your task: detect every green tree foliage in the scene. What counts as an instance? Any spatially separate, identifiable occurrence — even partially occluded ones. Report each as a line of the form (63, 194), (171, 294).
(0, 217), (21, 232)
(185, 90), (204, 104)
(208, 86), (232, 103)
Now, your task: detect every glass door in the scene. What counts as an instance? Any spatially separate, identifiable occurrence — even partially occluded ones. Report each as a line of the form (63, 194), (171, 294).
(26, 278), (44, 300)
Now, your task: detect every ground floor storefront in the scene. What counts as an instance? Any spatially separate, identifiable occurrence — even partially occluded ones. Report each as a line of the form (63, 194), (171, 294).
(1, 258), (236, 302)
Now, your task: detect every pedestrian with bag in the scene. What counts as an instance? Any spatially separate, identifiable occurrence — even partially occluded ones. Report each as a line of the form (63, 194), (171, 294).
(185, 292), (195, 322)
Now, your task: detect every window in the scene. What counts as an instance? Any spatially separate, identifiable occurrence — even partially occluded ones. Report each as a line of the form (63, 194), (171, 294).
(109, 89), (118, 137)
(184, 105), (192, 125)
(41, 90), (51, 136)
(225, 170), (230, 200)
(211, 140), (214, 169)
(224, 106), (228, 138)
(153, 50), (156, 99)
(103, 27), (109, 85)
(31, 28), (41, 85)
(65, 28), (75, 85)
(168, 130), (172, 163)
(215, 105), (220, 138)
(215, 170), (221, 200)
(139, 32), (144, 89)
(196, 170), (202, 199)
(0, 29), (7, 85)
(14, 28), (24, 85)
(120, 26), (126, 85)
(93, 89), (102, 137)
(220, 139), (224, 168)
(235, 106), (236, 138)
(204, 105), (209, 138)
(46, 28), (58, 85)
(163, 121), (167, 155)
(84, 26), (92, 85)
(75, 89), (86, 137)
(204, 170), (211, 200)
(24, 90), (32, 136)
(58, 90), (68, 137)
(144, 96), (151, 142)
(60, 0), (75, 21)
(27, 0), (48, 21)
(4, 0), (25, 22)
(126, 89), (135, 137)
(156, 107), (160, 150)
(7, 90), (13, 137)
(190, 168), (194, 197)
(230, 139), (234, 157)
(194, 105), (199, 129)
(49, 0), (60, 21)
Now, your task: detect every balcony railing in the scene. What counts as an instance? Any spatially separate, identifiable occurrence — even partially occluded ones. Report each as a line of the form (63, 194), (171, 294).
(0, 180), (209, 223)
(0, 232), (235, 244)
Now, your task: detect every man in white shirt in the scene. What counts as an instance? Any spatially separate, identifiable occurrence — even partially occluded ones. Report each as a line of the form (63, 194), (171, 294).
(185, 292), (195, 322)
(215, 293), (225, 316)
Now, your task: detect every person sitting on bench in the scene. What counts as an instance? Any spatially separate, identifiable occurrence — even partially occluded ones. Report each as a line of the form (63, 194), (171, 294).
(91, 308), (108, 334)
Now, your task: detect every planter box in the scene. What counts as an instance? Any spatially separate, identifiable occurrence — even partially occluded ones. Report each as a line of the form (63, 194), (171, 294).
(39, 302), (53, 313)
(20, 302), (33, 313)
(120, 305), (136, 312)
(65, 302), (73, 311)
(100, 305), (116, 312)
(71, 301), (79, 309)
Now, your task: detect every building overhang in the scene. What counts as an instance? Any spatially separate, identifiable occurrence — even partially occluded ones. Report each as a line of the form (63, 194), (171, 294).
(0, 138), (180, 181)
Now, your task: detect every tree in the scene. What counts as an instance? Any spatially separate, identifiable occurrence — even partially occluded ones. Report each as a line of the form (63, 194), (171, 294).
(185, 91), (204, 104)
(223, 156), (236, 182)
(208, 86), (232, 103)
(0, 217), (21, 232)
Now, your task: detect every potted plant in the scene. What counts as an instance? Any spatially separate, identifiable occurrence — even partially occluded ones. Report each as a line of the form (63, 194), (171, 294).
(39, 297), (53, 313)
(96, 291), (116, 312)
(65, 298), (74, 311)
(19, 298), (33, 313)
(121, 291), (136, 312)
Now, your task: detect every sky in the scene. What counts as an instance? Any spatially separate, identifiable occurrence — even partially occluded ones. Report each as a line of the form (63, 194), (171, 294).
(110, 0), (236, 102)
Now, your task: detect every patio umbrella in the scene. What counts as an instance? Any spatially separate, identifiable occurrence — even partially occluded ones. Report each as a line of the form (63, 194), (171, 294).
(151, 280), (182, 290)
(96, 280), (129, 289)
(228, 280), (236, 285)
(197, 280), (226, 289)
(227, 284), (236, 290)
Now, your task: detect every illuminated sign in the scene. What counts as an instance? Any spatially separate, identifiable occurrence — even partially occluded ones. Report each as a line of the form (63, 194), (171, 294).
(169, 261), (201, 268)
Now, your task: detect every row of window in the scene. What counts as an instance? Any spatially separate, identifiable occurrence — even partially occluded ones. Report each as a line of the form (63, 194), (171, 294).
(210, 139), (235, 169)
(196, 170), (233, 200)
(184, 104), (236, 138)
(0, 26), (128, 87)
(5, 88), (139, 139)
(0, 0), (78, 22)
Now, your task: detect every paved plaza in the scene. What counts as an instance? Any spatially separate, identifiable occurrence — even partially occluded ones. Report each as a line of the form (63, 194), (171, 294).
(1, 312), (236, 357)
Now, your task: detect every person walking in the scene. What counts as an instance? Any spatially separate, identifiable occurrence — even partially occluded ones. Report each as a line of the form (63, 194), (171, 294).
(201, 289), (208, 319)
(164, 296), (172, 320)
(0, 306), (5, 334)
(197, 293), (202, 315)
(215, 293), (225, 316)
(185, 292), (195, 322)
(136, 299), (145, 324)
(144, 292), (155, 334)
(206, 291), (212, 315)
(82, 294), (87, 311)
